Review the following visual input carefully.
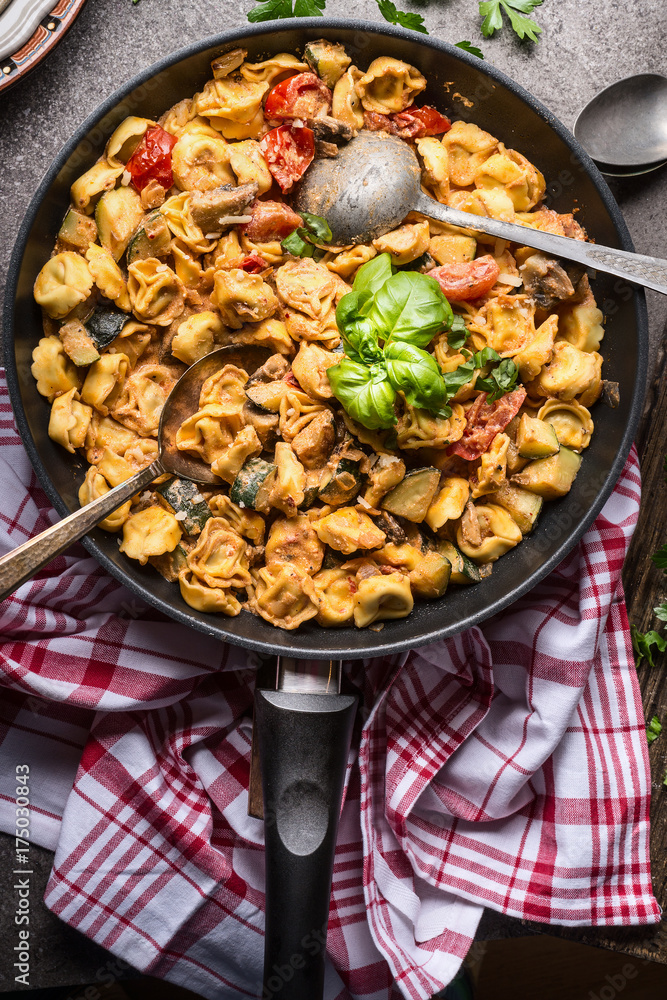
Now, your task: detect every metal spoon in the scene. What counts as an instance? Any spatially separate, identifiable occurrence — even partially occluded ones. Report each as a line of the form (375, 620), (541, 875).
(293, 130), (667, 295)
(574, 73), (667, 170)
(0, 344), (270, 602)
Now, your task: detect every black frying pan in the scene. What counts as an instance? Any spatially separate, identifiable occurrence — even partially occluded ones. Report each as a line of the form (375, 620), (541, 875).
(3, 20), (648, 998)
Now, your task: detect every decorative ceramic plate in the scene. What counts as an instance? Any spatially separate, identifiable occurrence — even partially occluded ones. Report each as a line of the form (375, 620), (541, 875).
(0, 0), (87, 94)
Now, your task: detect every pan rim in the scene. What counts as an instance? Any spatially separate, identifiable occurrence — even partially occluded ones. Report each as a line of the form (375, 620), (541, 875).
(3, 17), (649, 660)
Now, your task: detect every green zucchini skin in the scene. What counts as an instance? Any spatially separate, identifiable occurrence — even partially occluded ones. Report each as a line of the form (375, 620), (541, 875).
(156, 477), (213, 536)
(492, 482), (543, 534)
(318, 458), (364, 505)
(59, 321), (101, 366)
(231, 458), (277, 513)
(436, 540), (482, 585)
(126, 210), (172, 264)
(85, 306), (131, 349)
(381, 467), (440, 523)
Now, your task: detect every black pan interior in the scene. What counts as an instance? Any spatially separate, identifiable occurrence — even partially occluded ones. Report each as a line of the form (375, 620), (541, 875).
(3, 20), (648, 660)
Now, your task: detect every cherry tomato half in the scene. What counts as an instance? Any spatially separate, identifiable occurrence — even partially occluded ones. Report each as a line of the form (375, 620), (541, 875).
(239, 252), (267, 274)
(449, 387), (527, 461)
(241, 200), (303, 242)
(264, 72), (332, 122)
(428, 256), (501, 302)
(392, 105), (452, 137)
(126, 126), (177, 192)
(260, 124), (315, 194)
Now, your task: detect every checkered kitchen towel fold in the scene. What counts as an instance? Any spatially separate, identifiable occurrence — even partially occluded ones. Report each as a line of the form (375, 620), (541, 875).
(0, 371), (660, 1000)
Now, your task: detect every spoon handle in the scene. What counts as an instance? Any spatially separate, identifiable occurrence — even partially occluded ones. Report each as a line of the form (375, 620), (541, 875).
(0, 459), (162, 603)
(415, 193), (667, 295)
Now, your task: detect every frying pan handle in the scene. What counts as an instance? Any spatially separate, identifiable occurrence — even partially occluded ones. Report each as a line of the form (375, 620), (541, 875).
(0, 460), (162, 603)
(255, 688), (357, 1000)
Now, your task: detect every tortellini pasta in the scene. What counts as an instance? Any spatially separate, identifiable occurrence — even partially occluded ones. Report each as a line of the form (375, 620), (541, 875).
(355, 57), (426, 114)
(31, 41), (607, 633)
(34, 253), (93, 320)
(127, 258), (185, 326)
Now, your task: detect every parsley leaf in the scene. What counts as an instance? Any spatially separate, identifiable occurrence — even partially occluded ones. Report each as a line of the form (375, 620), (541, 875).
(475, 358), (519, 402)
(652, 543), (667, 573)
(479, 0), (543, 43)
(247, 0), (324, 21)
(647, 716), (662, 745)
(631, 625), (667, 668)
(377, 0), (428, 34)
(654, 602), (667, 623)
(455, 40), (485, 59)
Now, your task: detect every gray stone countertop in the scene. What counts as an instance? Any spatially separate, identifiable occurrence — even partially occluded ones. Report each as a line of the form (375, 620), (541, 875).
(0, 0), (666, 993)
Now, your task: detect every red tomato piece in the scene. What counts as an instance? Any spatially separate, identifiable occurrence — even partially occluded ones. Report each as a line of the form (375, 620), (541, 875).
(363, 106), (451, 139)
(260, 124), (315, 194)
(264, 72), (332, 122)
(392, 105), (452, 137)
(449, 387), (527, 461)
(126, 126), (177, 192)
(428, 256), (501, 302)
(242, 200), (303, 242)
(240, 253), (267, 273)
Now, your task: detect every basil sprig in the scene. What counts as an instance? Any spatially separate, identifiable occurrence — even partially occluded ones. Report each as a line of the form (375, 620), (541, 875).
(327, 254), (517, 430)
(281, 211), (332, 260)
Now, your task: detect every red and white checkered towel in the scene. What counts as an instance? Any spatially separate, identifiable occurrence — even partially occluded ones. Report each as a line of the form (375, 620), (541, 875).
(0, 371), (660, 1000)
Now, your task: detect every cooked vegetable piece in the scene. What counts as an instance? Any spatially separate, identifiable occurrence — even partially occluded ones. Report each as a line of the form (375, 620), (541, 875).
(409, 550), (451, 599)
(428, 256), (500, 302)
(260, 124), (315, 194)
(58, 208), (99, 250)
(155, 478), (213, 535)
(85, 306), (130, 349)
(126, 210), (172, 264)
(245, 380), (290, 412)
(231, 458), (278, 513)
(148, 543), (189, 582)
(436, 540), (482, 584)
(516, 414), (560, 459)
(126, 125), (177, 192)
(381, 467), (440, 522)
(265, 73), (332, 122)
(59, 319), (101, 367)
(318, 458), (364, 505)
(511, 447), (582, 499)
(304, 40), (352, 88)
(492, 481), (543, 534)
(95, 186), (145, 261)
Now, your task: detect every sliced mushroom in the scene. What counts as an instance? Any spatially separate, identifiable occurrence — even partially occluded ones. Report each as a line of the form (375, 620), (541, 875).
(189, 182), (258, 232)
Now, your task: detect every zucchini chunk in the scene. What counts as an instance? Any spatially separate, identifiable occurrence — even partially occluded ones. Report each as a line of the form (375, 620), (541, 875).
(58, 208), (98, 251)
(156, 477), (213, 536)
(126, 209), (172, 264)
(511, 447), (582, 500)
(381, 467), (440, 523)
(245, 380), (290, 413)
(95, 186), (144, 261)
(516, 414), (560, 459)
(85, 306), (130, 350)
(303, 40), (351, 88)
(492, 481), (543, 535)
(149, 542), (189, 582)
(231, 458), (277, 513)
(318, 458), (364, 506)
(436, 540), (482, 585)
(59, 319), (101, 367)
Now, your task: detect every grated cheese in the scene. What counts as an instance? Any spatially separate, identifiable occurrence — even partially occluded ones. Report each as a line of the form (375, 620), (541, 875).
(191, 493), (204, 504)
(205, 232), (222, 239)
(174, 511), (187, 521)
(498, 273), (522, 287)
(356, 495), (371, 509)
(219, 214), (253, 224)
(121, 170), (131, 186)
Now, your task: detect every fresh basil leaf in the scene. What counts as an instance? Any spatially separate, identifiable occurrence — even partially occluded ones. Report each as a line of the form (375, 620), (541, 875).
(336, 291), (382, 363)
(384, 341), (449, 414)
(476, 358), (519, 402)
(447, 314), (469, 351)
(281, 228), (314, 257)
(371, 271), (453, 348)
(631, 625), (667, 668)
(352, 252), (395, 297)
(327, 359), (397, 430)
(440, 347), (498, 399)
(472, 347), (502, 367)
(301, 211), (332, 243)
